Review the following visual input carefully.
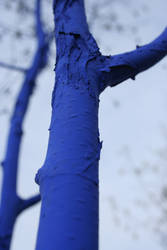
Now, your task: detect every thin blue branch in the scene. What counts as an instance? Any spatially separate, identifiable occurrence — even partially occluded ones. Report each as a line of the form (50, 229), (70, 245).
(18, 194), (41, 213)
(0, 62), (27, 73)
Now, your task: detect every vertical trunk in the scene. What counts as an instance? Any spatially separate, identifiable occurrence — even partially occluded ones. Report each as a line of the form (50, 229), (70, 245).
(36, 83), (101, 250)
(36, 1), (102, 249)
(36, 2), (167, 249)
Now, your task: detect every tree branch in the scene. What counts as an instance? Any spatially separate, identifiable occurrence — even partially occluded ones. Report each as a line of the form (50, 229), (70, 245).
(0, 1), (50, 248)
(53, 0), (89, 34)
(36, 0), (45, 42)
(18, 194), (41, 214)
(1, 0), (50, 197)
(0, 62), (27, 73)
(100, 28), (167, 91)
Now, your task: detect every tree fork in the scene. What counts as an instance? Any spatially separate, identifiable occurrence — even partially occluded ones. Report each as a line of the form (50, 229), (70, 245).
(35, 1), (167, 250)
(0, 0), (50, 249)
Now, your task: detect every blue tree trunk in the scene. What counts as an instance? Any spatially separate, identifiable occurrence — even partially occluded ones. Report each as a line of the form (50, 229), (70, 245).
(0, 0), (50, 248)
(35, 1), (167, 249)
(35, 1), (102, 249)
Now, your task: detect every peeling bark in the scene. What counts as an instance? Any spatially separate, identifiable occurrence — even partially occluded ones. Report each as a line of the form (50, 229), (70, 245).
(100, 28), (167, 89)
(35, 1), (167, 250)
(36, 1), (102, 250)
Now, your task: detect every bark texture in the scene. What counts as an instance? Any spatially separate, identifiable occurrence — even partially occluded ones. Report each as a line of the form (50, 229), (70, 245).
(36, 1), (102, 250)
(35, 1), (167, 250)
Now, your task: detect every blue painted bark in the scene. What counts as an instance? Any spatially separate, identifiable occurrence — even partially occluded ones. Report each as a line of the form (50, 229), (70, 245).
(35, 1), (167, 249)
(0, 0), (50, 249)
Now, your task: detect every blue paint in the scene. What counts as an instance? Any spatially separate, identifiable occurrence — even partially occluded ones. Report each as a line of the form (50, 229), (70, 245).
(36, 1), (101, 249)
(0, 0), (50, 249)
(100, 28), (167, 89)
(35, 1), (167, 249)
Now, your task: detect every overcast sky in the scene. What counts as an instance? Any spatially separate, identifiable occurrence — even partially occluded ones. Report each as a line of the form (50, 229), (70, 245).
(1, 0), (167, 249)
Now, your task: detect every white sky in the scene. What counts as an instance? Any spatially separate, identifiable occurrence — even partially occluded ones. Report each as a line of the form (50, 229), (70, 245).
(1, 0), (167, 249)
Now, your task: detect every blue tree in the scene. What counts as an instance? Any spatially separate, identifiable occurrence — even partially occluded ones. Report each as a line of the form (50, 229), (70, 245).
(35, 1), (167, 249)
(0, 0), (51, 249)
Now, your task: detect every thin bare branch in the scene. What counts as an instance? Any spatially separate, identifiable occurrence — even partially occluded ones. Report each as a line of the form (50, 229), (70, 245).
(0, 62), (27, 73)
(18, 194), (41, 213)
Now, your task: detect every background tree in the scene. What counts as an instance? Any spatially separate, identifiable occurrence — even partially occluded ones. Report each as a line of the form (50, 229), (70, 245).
(0, 0), (51, 249)
(35, 1), (167, 250)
